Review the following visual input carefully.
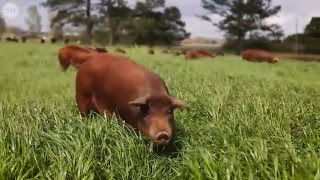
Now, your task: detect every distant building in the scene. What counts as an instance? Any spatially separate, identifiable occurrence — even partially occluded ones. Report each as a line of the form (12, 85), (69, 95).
(181, 39), (194, 45)
(180, 37), (225, 48)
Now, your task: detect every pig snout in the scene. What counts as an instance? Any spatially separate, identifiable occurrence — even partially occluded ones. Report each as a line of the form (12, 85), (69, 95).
(155, 131), (171, 146)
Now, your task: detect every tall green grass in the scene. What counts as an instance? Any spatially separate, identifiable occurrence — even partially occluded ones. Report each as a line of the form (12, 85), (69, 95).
(0, 42), (319, 179)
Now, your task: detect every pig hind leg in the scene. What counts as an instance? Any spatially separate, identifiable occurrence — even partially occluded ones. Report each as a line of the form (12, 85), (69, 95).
(92, 96), (114, 116)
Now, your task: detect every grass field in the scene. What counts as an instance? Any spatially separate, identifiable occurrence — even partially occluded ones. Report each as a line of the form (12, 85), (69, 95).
(0, 42), (319, 179)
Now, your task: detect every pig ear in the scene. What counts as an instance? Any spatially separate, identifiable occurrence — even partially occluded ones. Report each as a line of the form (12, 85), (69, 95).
(170, 97), (188, 109)
(129, 94), (150, 107)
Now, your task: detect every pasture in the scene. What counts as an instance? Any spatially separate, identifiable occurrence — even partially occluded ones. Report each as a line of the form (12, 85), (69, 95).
(0, 42), (319, 179)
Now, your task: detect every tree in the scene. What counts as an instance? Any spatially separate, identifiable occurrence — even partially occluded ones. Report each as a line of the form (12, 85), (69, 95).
(288, 17), (320, 54)
(305, 17), (320, 38)
(161, 6), (190, 45)
(51, 23), (63, 39)
(266, 24), (284, 41)
(48, 11), (63, 39)
(128, 0), (165, 46)
(99, 0), (131, 45)
(128, 17), (158, 46)
(25, 6), (42, 33)
(200, 0), (281, 52)
(43, 0), (99, 44)
(0, 16), (5, 37)
(128, 0), (189, 46)
(282, 18), (320, 54)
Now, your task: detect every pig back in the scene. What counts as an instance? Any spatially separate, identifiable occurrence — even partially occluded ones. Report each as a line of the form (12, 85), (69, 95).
(79, 54), (169, 121)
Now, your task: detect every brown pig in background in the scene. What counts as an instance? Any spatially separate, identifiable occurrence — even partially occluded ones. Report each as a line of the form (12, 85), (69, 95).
(58, 45), (107, 70)
(241, 49), (279, 63)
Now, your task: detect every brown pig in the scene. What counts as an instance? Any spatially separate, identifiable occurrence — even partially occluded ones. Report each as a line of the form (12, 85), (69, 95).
(115, 47), (126, 54)
(162, 49), (169, 54)
(181, 50), (187, 55)
(58, 45), (106, 70)
(241, 49), (279, 63)
(172, 51), (181, 56)
(195, 50), (215, 58)
(185, 51), (199, 60)
(64, 52), (187, 147)
(185, 50), (216, 60)
(148, 48), (155, 55)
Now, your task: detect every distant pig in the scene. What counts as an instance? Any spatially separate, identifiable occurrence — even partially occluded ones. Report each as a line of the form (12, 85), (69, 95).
(241, 49), (279, 63)
(185, 50), (216, 60)
(115, 47), (126, 54)
(195, 50), (215, 58)
(172, 51), (181, 56)
(162, 49), (169, 54)
(148, 48), (155, 55)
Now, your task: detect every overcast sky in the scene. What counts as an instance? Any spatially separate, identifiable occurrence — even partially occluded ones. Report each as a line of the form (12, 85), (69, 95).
(1, 0), (320, 39)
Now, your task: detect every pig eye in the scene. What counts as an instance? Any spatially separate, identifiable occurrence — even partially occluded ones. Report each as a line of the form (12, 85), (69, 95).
(166, 108), (173, 114)
(140, 105), (150, 114)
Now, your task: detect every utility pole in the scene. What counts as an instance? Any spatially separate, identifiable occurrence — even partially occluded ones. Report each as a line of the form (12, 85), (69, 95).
(295, 18), (298, 54)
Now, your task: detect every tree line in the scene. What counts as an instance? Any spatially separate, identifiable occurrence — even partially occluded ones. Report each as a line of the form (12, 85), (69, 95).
(43, 0), (190, 46)
(43, 0), (286, 49)
(0, 0), (285, 48)
(285, 17), (320, 54)
(200, 0), (283, 52)
(1, 0), (320, 54)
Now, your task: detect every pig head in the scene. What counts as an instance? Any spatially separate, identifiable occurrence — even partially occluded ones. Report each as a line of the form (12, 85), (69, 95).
(129, 94), (186, 147)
